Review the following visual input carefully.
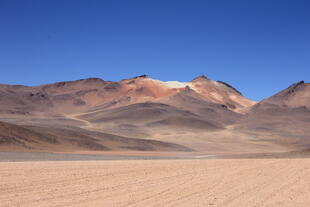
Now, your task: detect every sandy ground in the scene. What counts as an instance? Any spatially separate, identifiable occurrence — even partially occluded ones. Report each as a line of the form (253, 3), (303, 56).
(1, 159), (310, 207)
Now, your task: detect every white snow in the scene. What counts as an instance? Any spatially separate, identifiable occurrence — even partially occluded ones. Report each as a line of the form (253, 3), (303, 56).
(163, 81), (189, 88)
(150, 78), (189, 88)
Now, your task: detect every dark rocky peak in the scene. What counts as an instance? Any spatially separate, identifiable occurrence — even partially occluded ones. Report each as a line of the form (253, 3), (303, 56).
(276, 81), (305, 97)
(288, 81), (304, 89)
(217, 81), (242, 95)
(132, 74), (149, 79)
(121, 74), (149, 82)
(129, 74), (149, 79)
(191, 75), (209, 82)
(286, 81), (305, 93)
(82, 77), (105, 83)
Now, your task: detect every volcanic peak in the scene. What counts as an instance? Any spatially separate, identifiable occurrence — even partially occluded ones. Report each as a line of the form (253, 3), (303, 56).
(275, 81), (305, 97)
(191, 75), (209, 82)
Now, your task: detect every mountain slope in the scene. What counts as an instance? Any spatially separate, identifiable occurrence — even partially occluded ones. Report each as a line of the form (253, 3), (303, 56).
(0, 121), (192, 152)
(236, 81), (310, 150)
(0, 75), (255, 117)
(1, 76), (309, 154)
(0, 75), (253, 133)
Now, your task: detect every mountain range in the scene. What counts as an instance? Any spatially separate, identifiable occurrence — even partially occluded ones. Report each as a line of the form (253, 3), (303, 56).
(0, 75), (309, 155)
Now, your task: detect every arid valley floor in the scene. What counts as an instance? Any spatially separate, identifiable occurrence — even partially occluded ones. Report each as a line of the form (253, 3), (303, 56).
(1, 158), (310, 207)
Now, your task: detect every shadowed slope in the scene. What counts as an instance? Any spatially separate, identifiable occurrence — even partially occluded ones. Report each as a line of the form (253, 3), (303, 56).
(0, 121), (192, 152)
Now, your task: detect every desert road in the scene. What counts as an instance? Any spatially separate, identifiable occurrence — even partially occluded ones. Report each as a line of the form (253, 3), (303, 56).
(1, 159), (310, 207)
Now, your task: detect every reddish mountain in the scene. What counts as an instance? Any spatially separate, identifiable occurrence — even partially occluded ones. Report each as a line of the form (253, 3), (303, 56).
(0, 76), (309, 154)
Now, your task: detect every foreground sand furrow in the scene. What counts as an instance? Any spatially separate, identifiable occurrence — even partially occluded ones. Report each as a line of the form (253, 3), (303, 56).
(1, 162), (200, 205)
(217, 161), (293, 206)
(1, 159), (310, 207)
(235, 164), (308, 206)
(21, 172), (197, 206)
(149, 160), (281, 206)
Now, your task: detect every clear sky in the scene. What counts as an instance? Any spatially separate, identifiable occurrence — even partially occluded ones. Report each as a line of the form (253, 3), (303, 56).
(0, 0), (309, 100)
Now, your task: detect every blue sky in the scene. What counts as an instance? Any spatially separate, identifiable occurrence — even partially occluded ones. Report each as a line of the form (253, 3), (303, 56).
(0, 0), (309, 100)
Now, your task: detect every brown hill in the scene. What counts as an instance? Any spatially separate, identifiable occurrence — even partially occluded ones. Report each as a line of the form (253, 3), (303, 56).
(0, 75), (252, 131)
(236, 81), (310, 150)
(0, 75), (255, 117)
(1, 76), (309, 154)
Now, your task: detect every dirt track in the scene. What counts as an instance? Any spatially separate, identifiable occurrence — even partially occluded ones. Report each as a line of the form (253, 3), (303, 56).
(1, 159), (310, 206)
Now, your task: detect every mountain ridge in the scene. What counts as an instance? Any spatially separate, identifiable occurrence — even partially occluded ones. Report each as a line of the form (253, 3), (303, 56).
(0, 76), (309, 154)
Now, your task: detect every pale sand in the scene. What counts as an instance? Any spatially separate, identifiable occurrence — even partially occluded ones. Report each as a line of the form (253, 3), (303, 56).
(1, 159), (310, 206)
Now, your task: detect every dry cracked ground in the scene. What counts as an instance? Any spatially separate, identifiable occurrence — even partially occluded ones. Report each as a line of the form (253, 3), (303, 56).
(1, 159), (310, 207)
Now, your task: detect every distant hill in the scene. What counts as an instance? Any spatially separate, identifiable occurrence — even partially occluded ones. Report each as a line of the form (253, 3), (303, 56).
(0, 76), (309, 154)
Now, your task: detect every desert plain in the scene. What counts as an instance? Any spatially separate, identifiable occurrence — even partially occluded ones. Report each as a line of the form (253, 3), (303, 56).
(1, 158), (310, 207)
